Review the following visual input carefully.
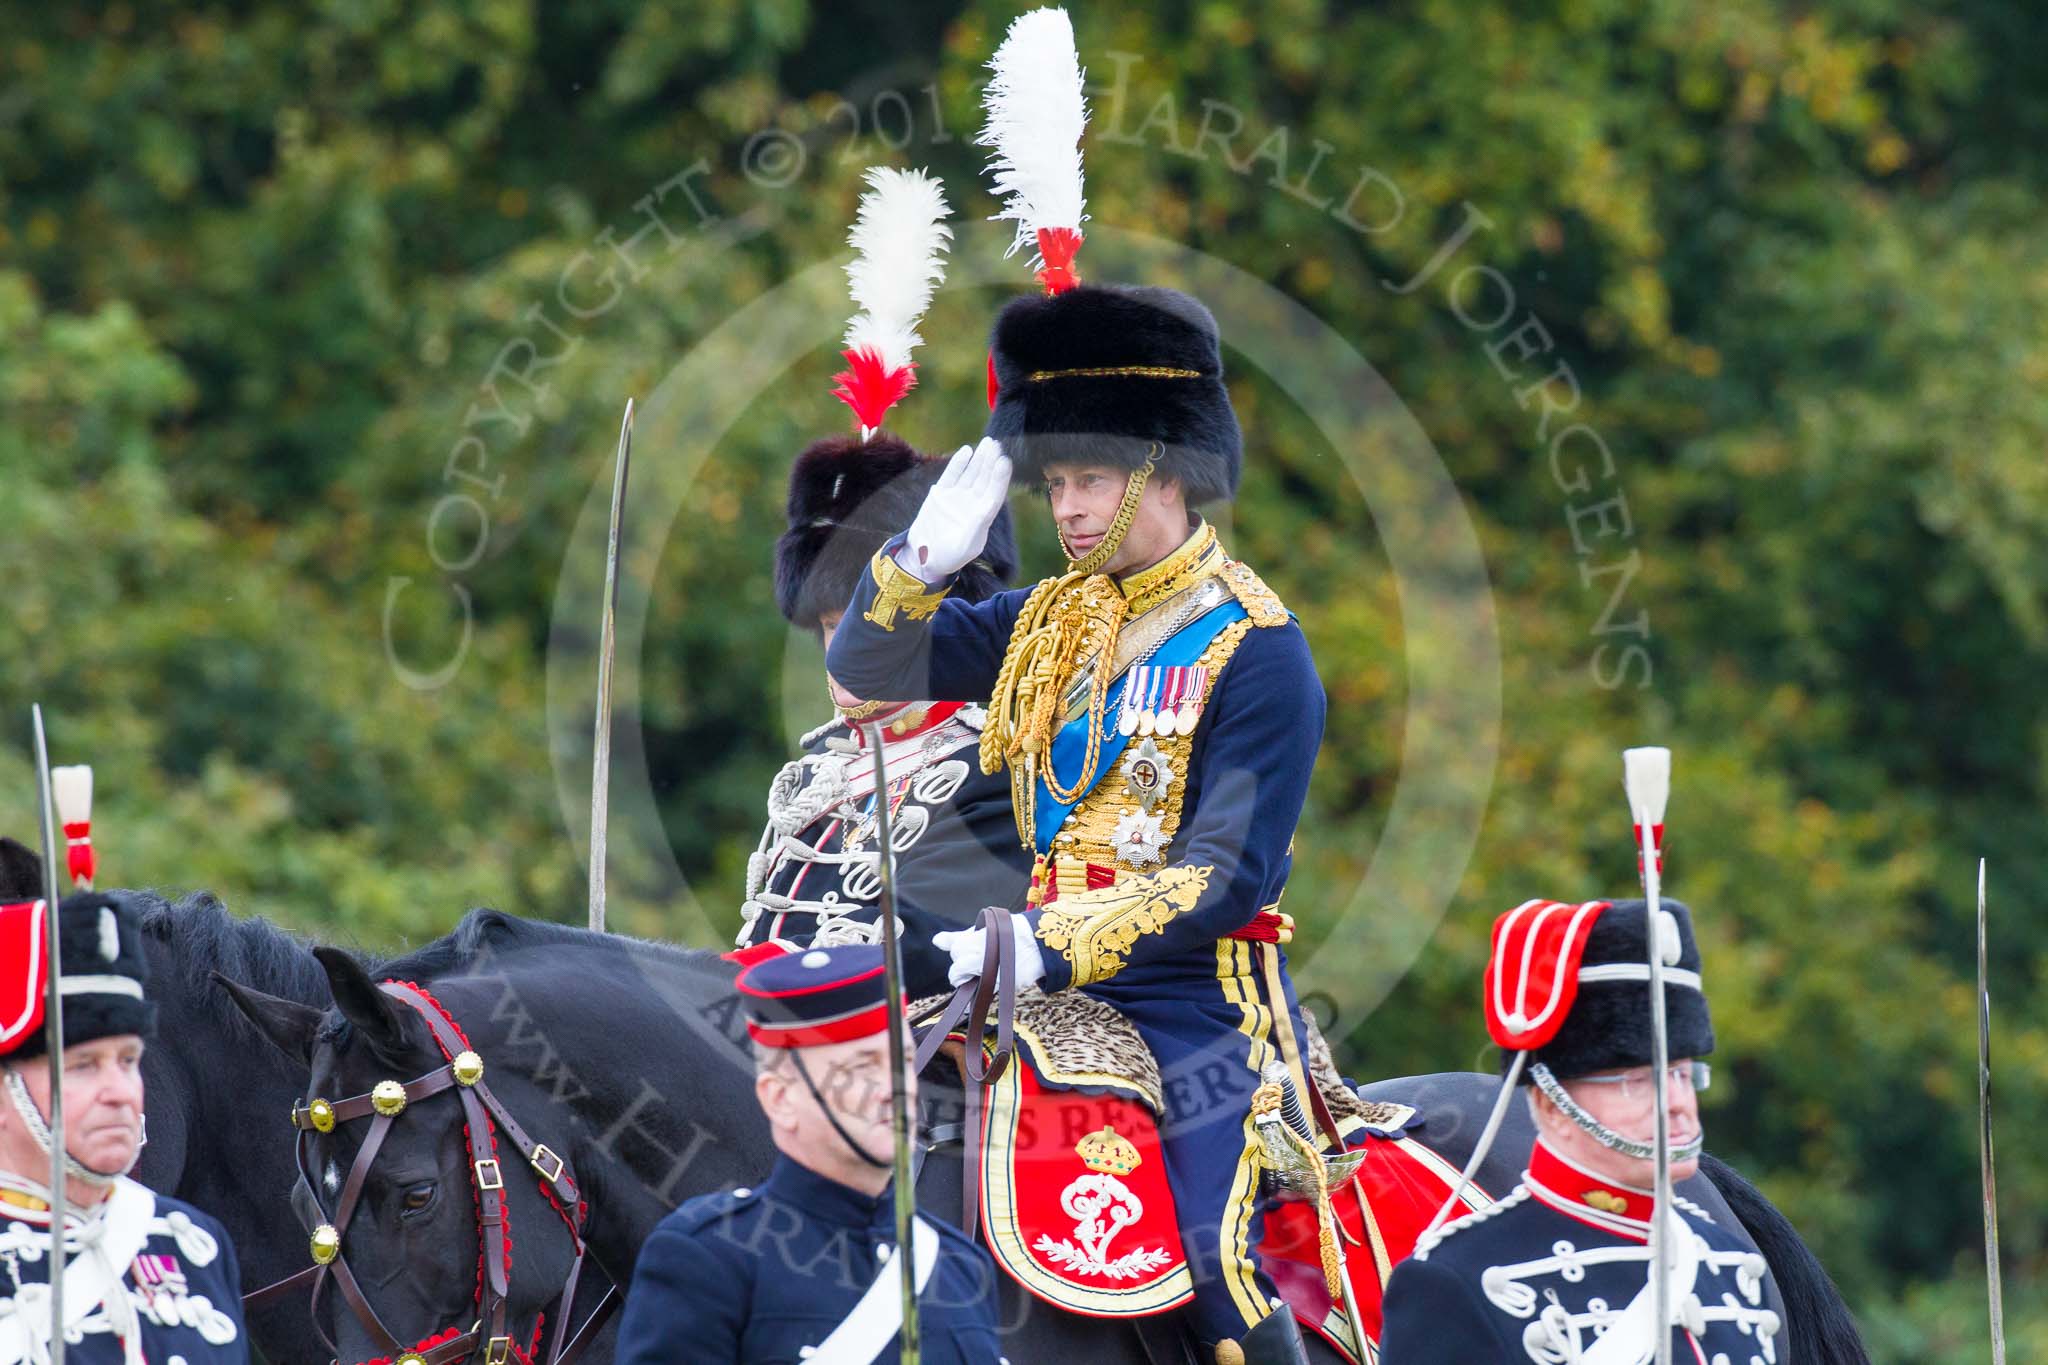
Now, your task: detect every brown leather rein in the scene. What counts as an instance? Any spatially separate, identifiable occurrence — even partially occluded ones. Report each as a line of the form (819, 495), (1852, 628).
(909, 906), (1020, 1236)
(243, 981), (617, 1365)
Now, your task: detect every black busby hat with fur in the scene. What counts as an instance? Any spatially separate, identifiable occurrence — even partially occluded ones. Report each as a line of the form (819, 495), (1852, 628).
(1516, 898), (1715, 1082)
(775, 434), (1017, 627)
(984, 284), (1241, 506)
(0, 886), (156, 1062)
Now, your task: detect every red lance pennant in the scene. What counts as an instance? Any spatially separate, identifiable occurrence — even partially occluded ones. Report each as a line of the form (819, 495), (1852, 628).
(1633, 822), (1666, 879)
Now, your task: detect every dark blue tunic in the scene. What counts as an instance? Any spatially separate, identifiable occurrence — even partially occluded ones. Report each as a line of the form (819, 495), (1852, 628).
(824, 538), (1324, 994)
(0, 1179), (247, 1365)
(1378, 1143), (1786, 1364)
(615, 1156), (1005, 1365)
(825, 531), (1329, 1345)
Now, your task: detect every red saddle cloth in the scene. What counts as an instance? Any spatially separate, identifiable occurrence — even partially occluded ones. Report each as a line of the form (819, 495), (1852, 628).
(977, 1052), (1493, 1357)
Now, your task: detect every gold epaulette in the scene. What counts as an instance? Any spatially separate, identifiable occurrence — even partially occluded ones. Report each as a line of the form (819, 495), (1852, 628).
(1221, 559), (1289, 627)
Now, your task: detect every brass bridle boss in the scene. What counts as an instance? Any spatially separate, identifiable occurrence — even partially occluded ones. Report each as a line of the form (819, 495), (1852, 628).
(247, 981), (615, 1365)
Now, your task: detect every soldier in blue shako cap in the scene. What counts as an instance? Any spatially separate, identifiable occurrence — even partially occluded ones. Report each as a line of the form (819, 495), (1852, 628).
(615, 944), (1006, 1364)
(0, 879), (249, 1365)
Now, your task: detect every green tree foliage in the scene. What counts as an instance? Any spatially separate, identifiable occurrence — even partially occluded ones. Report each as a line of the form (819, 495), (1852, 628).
(1, 3), (2038, 1355)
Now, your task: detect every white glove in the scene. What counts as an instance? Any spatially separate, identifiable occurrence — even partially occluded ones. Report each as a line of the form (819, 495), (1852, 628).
(898, 437), (1012, 585)
(933, 913), (1046, 991)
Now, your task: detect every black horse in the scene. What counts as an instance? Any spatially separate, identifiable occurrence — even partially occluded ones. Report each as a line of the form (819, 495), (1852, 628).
(0, 840), (638, 1365)
(0, 838), (342, 1362)
(227, 910), (1868, 1365)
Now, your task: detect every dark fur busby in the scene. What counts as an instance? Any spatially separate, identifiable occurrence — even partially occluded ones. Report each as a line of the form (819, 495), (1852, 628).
(0, 890), (155, 1061)
(984, 284), (1241, 504)
(774, 432), (1017, 628)
(0, 837), (41, 901)
(1519, 899), (1715, 1082)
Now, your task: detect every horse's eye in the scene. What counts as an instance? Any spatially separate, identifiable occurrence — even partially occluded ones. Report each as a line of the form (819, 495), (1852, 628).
(400, 1182), (437, 1215)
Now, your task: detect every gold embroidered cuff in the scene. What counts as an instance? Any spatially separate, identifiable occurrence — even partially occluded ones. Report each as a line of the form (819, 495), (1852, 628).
(862, 549), (949, 631)
(1033, 864), (1212, 987)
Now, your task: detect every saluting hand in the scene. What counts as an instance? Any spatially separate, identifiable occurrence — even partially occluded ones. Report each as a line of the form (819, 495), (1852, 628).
(899, 437), (1012, 585)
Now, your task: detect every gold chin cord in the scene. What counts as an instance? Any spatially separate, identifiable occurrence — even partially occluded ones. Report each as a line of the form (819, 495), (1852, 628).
(835, 694), (893, 723)
(1058, 448), (1157, 575)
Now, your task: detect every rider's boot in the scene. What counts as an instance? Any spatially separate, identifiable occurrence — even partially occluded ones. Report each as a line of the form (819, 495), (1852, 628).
(1214, 1304), (1312, 1365)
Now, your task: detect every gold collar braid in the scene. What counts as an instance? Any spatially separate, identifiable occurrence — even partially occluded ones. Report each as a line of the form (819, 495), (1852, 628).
(1117, 520), (1219, 615)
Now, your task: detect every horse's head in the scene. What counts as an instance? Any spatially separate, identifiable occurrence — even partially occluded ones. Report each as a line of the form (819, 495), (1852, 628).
(225, 946), (591, 1365)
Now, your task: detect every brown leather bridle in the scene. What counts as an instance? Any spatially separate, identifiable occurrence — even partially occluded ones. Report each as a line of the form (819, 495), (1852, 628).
(245, 980), (616, 1365)
(909, 906), (1020, 1237)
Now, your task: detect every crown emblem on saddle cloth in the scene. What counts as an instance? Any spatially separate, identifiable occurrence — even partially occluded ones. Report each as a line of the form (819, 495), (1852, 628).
(1075, 1125), (1142, 1176)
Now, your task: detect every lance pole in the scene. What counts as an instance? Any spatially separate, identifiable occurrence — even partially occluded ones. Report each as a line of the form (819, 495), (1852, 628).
(588, 398), (634, 933)
(1977, 858), (2005, 1365)
(864, 722), (920, 1364)
(32, 706), (68, 1365)
(1623, 746), (1673, 1365)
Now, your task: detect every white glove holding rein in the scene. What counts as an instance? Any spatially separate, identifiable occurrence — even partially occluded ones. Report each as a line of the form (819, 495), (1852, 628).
(933, 913), (1046, 991)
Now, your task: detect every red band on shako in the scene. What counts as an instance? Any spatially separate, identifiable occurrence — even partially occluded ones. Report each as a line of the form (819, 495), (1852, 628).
(746, 1001), (894, 1050)
(735, 945), (899, 1050)
(1484, 899), (1611, 1052)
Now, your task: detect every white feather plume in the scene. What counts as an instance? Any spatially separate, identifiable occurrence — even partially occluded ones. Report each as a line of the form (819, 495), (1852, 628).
(841, 166), (953, 373)
(52, 765), (92, 826)
(977, 6), (1089, 261)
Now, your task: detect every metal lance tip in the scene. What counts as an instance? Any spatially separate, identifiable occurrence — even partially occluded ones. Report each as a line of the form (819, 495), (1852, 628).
(1622, 744), (1675, 1365)
(1978, 858), (2005, 1364)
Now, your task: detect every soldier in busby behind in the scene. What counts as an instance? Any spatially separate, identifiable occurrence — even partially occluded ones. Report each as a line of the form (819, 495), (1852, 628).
(1377, 897), (1786, 1363)
(827, 12), (1327, 1357)
(615, 944), (1005, 1363)
(735, 166), (1035, 998)
(0, 840), (249, 1365)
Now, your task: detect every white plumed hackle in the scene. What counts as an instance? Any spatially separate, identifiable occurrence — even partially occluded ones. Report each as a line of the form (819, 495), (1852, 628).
(842, 166), (953, 374)
(977, 6), (1088, 262)
(1622, 746), (1671, 826)
(52, 765), (92, 828)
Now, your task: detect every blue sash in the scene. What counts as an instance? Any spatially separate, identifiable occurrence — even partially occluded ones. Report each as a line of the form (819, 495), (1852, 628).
(1032, 597), (1248, 853)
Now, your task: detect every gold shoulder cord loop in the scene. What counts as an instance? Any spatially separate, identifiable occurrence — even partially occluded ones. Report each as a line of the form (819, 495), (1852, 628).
(983, 451), (1159, 844)
(980, 572), (1079, 778)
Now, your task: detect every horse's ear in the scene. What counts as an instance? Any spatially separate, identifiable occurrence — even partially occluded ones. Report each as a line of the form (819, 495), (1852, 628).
(213, 973), (323, 1068)
(312, 946), (411, 1056)
(0, 837), (46, 901)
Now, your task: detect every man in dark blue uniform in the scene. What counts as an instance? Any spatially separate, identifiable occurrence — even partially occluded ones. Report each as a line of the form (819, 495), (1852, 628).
(1378, 897), (1786, 1363)
(738, 427), (1031, 1000)
(616, 945), (1005, 1364)
(826, 280), (1327, 1357)
(0, 891), (249, 1365)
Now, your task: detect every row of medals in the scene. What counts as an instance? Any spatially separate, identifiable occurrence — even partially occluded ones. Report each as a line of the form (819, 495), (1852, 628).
(1117, 698), (1199, 738)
